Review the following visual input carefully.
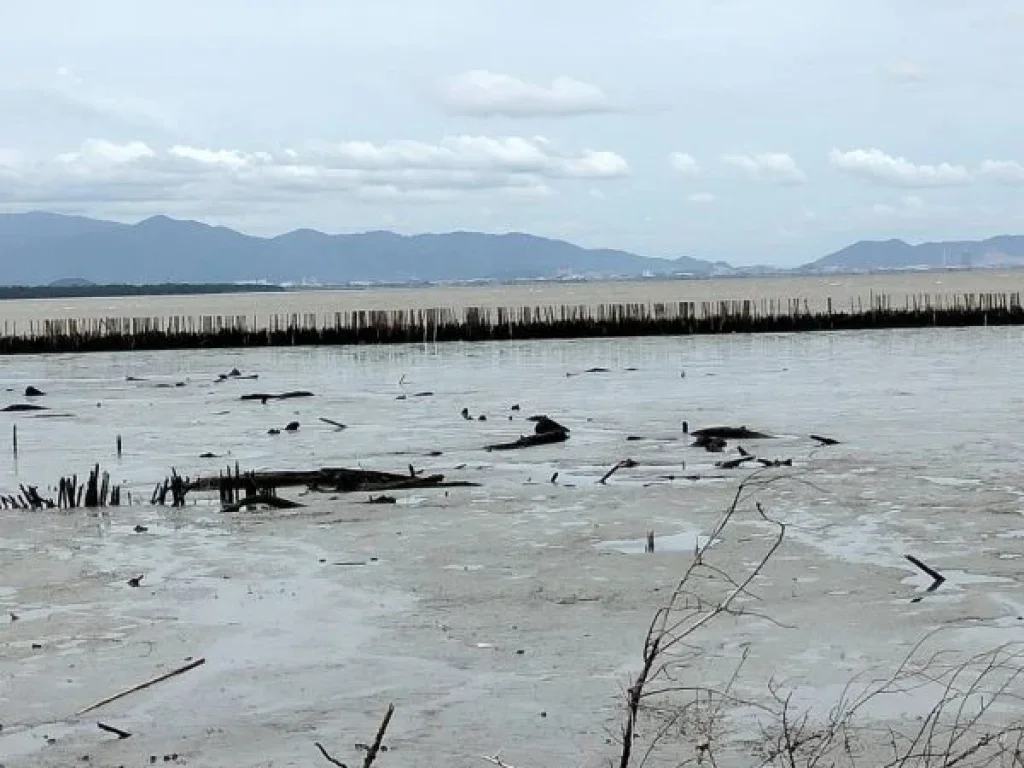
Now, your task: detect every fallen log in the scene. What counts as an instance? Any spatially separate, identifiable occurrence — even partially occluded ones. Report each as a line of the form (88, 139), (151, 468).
(486, 429), (569, 451)
(319, 417), (347, 430)
(190, 466), (478, 494)
(241, 391), (314, 403)
(527, 415), (570, 434)
(2, 403), (47, 412)
(691, 426), (774, 440)
(810, 434), (841, 446)
(716, 455), (757, 470)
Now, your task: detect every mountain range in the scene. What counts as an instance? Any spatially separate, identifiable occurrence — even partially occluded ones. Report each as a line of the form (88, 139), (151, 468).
(2, 212), (1024, 286)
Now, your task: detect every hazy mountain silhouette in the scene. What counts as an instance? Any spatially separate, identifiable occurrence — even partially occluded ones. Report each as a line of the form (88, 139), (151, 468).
(0, 213), (725, 285)
(807, 236), (1024, 271)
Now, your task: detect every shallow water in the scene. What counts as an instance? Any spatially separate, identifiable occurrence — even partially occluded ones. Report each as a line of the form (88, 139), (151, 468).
(1, 269), (1023, 331)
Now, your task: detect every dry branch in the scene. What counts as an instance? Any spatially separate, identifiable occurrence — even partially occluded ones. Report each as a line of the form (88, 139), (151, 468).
(76, 658), (206, 715)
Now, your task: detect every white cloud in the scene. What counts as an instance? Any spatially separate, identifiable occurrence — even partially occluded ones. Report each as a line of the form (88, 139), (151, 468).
(721, 152), (806, 183)
(978, 159), (1024, 184)
(829, 148), (971, 187)
(0, 136), (629, 208)
(686, 192), (716, 204)
(669, 152), (699, 175)
(440, 70), (617, 118)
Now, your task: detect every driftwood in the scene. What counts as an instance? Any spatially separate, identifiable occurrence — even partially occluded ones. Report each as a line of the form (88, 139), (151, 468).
(97, 722), (132, 739)
(691, 425), (774, 440)
(527, 415), (570, 434)
(811, 434), (841, 446)
(906, 554), (946, 592)
(486, 429), (568, 451)
(241, 391), (314, 403)
(2, 403), (46, 412)
(693, 434), (727, 453)
(599, 459), (638, 484)
(76, 658), (206, 715)
(756, 457), (794, 467)
(192, 467), (478, 495)
(319, 417), (347, 430)
(716, 455), (757, 470)
(24, 386), (45, 397)
(223, 494), (305, 512)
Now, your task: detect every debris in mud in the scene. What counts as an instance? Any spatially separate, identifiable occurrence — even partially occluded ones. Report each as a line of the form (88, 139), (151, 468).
(24, 386), (45, 397)
(127, 575), (144, 588)
(511, 404), (521, 411)
(906, 554), (946, 596)
(691, 426), (774, 440)
(241, 391), (314, 404)
(216, 368), (258, 382)
(367, 495), (397, 504)
(97, 722), (132, 740)
(77, 658), (206, 716)
(192, 466), (479, 496)
(811, 434), (841, 446)
(199, 452), (218, 458)
(2, 403), (46, 412)
(268, 428), (281, 435)
(284, 421), (300, 432)
(715, 455), (757, 470)
(599, 458), (638, 484)
(319, 417), (346, 430)
(756, 458), (793, 467)
(133, 525), (148, 533)
(693, 434), (727, 453)
(527, 415), (570, 434)
(315, 702), (394, 768)
(486, 415), (570, 451)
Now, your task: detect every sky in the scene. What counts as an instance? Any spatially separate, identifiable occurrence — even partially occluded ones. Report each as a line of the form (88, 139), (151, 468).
(1, 1), (1024, 266)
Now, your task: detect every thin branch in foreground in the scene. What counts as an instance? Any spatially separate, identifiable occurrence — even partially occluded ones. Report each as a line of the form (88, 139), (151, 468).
(315, 703), (395, 768)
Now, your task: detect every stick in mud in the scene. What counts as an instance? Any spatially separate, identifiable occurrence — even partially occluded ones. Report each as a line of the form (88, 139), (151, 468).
(315, 702), (395, 768)
(76, 658), (207, 715)
(905, 554), (946, 592)
(97, 722), (132, 739)
(599, 459), (638, 484)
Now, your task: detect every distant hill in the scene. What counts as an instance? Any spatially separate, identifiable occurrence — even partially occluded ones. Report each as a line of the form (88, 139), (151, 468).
(0, 212), (725, 286)
(807, 236), (1024, 272)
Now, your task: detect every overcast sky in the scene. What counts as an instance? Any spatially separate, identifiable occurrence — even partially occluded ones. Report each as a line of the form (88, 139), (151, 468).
(1, 0), (1023, 266)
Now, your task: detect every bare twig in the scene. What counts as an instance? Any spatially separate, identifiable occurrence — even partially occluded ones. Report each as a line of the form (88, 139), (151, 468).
(76, 658), (206, 715)
(315, 703), (395, 768)
(97, 722), (132, 739)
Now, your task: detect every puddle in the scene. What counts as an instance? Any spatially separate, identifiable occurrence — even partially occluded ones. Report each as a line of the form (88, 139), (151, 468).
(596, 530), (709, 554)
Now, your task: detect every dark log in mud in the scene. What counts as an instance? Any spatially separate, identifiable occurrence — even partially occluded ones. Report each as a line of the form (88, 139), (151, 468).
(24, 386), (45, 397)
(241, 391), (314, 403)
(192, 466), (478, 495)
(756, 457), (794, 467)
(691, 425), (775, 440)
(527, 415), (570, 434)
(715, 455), (757, 470)
(319, 417), (347, 430)
(693, 434), (727, 453)
(2, 403), (47, 412)
(486, 428), (569, 451)
(810, 434), (841, 446)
